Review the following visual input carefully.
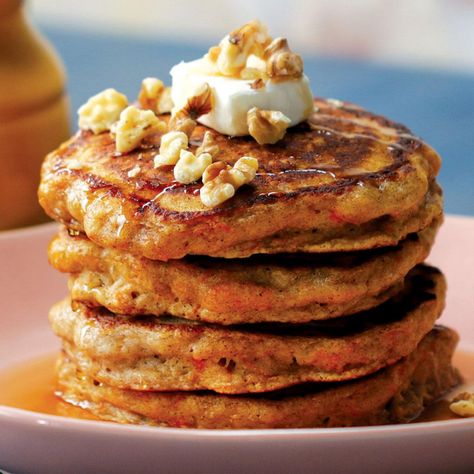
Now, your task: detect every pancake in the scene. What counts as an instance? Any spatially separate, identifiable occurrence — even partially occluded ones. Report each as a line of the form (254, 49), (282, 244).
(49, 220), (439, 324)
(50, 265), (445, 394)
(55, 326), (460, 429)
(38, 98), (442, 260)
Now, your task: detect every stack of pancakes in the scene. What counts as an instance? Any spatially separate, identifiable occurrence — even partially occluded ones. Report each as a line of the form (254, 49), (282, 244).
(39, 98), (461, 429)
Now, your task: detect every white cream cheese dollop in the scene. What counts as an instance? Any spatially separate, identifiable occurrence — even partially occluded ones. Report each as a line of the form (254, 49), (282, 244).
(170, 59), (314, 137)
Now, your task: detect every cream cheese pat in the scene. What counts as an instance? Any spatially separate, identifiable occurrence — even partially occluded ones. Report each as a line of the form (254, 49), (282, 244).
(170, 59), (313, 136)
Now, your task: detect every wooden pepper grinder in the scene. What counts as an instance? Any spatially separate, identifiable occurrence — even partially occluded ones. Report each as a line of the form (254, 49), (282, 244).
(0, 0), (70, 230)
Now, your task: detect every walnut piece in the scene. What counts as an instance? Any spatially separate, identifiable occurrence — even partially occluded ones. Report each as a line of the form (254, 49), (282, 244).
(196, 131), (219, 159)
(247, 107), (291, 145)
(200, 156), (258, 207)
(264, 37), (303, 78)
(138, 78), (173, 114)
(158, 87), (174, 114)
(229, 156), (259, 187)
(174, 150), (212, 184)
(210, 20), (271, 76)
(173, 82), (213, 121)
(154, 131), (189, 167)
(200, 180), (235, 208)
(449, 392), (474, 417)
(78, 88), (128, 134)
(202, 161), (229, 184)
(169, 83), (213, 139)
(138, 77), (164, 107)
(204, 21), (305, 83)
(114, 106), (166, 153)
(169, 117), (197, 139)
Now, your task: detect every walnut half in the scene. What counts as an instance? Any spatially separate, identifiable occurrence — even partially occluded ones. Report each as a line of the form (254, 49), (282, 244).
(78, 88), (128, 134)
(200, 156), (258, 207)
(196, 131), (220, 159)
(213, 20), (271, 76)
(169, 83), (214, 139)
(264, 37), (304, 78)
(138, 77), (173, 114)
(114, 106), (166, 153)
(449, 392), (474, 417)
(247, 107), (291, 145)
(174, 150), (212, 184)
(154, 131), (189, 166)
(172, 82), (213, 121)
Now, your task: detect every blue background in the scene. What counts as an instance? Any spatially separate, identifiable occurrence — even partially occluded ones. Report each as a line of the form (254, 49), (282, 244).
(42, 28), (474, 216)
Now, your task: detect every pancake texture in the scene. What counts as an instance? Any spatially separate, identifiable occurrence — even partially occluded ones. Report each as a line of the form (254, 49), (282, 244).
(55, 326), (460, 429)
(40, 74), (454, 429)
(48, 220), (438, 324)
(50, 265), (445, 394)
(39, 98), (442, 260)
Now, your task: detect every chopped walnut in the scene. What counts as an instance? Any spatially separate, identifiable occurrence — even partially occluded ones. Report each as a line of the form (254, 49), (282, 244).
(449, 392), (474, 417)
(196, 131), (219, 158)
(138, 77), (173, 114)
(202, 161), (229, 184)
(169, 117), (197, 139)
(200, 156), (258, 207)
(264, 37), (303, 78)
(228, 156), (259, 187)
(204, 21), (306, 83)
(78, 88), (128, 134)
(169, 83), (213, 139)
(200, 180), (235, 208)
(158, 87), (173, 114)
(174, 150), (212, 184)
(138, 77), (164, 107)
(247, 107), (291, 145)
(154, 131), (189, 167)
(138, 77), (174, 115)
(174, 82), (213, 120)
(114, 106), (166, 153)
(210, 20), (271, 76)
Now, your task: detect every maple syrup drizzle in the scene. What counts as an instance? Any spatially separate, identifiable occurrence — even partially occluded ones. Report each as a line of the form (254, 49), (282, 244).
(0, 350), (472, 424)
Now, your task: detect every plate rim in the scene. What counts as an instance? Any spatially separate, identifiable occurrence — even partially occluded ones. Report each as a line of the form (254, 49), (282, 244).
(1, 404), (473, 439)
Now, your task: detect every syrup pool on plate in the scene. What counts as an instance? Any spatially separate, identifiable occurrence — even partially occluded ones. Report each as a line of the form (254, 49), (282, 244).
(0, 353), (98, 421)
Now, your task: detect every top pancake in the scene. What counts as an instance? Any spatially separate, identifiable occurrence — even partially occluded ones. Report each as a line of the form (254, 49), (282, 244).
(39, 98), (442, 260)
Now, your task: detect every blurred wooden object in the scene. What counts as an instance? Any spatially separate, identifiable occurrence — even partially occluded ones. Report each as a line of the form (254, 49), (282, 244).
(0, 0), (70, 230)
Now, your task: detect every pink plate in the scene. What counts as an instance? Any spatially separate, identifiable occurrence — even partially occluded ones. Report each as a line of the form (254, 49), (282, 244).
(0, 216), (473, 474)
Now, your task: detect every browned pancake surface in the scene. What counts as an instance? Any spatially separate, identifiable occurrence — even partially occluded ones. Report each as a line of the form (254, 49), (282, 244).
(39, 98), (442, 260)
